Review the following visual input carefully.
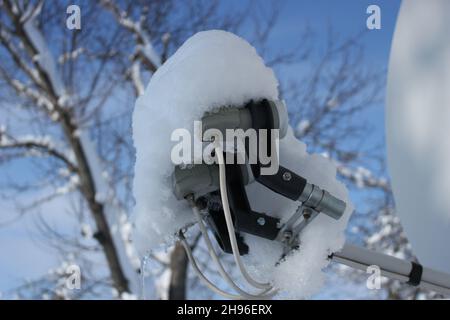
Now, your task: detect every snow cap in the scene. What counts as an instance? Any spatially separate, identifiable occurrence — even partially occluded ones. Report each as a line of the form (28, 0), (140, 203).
(132, 30), (353, 298)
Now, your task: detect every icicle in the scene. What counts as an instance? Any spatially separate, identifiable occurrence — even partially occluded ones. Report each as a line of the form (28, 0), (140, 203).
(140, 254), (149, 300)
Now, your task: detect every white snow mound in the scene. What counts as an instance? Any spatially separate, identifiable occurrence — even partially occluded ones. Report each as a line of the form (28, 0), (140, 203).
(132, 30), (353, 299)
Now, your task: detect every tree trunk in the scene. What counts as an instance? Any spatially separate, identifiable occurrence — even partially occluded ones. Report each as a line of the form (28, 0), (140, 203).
(168, 242), (189, 300)
(60, 111), (130, 294)
(3, 1), (131, 295)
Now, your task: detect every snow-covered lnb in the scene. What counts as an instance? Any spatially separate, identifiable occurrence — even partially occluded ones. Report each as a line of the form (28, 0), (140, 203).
(131, 30), (353, 299)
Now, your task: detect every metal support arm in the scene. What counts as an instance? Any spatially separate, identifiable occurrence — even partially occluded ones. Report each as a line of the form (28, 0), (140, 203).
(332, 243), (450, 296)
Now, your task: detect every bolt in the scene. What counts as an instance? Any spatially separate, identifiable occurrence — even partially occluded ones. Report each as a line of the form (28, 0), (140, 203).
(303, 208), (313, 219)
(257, 217), (266, 226)
(282, 171), (292, 181)
(283, 231), (292, 241)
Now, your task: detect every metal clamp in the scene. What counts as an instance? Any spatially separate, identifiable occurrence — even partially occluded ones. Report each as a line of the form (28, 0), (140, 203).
(276, 204), (321, 254)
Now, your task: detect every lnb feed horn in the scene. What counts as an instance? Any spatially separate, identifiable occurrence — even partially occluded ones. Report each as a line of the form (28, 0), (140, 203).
(172, 162), (346, 222)
(173, 161), (450, 298)
(172, 163), (249, 200)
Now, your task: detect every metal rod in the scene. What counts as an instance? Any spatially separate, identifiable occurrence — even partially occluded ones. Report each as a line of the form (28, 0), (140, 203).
(332, 243), (450, 296)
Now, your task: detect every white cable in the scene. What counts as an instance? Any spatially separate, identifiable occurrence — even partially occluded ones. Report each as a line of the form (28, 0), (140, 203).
(215, 145), (273, 290)
(179, 232), (243, 300)
(189, 201), (276, 299)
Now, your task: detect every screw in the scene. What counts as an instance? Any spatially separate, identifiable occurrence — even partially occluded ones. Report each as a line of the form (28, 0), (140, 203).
(257, 217), (266, 226)
(303, 208), (312, 219)
(283, 231), (292, 241)
(282, 171), (292, 181)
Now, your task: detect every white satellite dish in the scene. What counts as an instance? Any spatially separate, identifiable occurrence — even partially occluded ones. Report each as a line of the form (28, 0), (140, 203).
(386, 0), (450, 273)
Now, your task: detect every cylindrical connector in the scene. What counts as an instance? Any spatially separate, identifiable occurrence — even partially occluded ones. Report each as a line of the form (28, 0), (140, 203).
(200, 100), (288, 140)
(172, 162), (250, 200)
(298, 183), (346, 220)
(172, 164), (220, 200)
(201, 108), (252, 138)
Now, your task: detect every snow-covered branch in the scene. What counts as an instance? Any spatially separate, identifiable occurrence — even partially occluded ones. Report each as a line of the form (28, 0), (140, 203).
(0, 131), (77, 172)
(1, 0), (138, 295)
(58, 47), (85, 65)
(128, 61), (145, 96)
(0, 68), (57, 117)
(337, 164), (390, 192)
(101, 0), (162, 72)
(0, 26), (45, 89)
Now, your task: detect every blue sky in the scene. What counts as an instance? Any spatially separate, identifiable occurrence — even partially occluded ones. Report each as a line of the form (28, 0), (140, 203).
(254, 0), (401, 148)
(0, 0), (402, 297)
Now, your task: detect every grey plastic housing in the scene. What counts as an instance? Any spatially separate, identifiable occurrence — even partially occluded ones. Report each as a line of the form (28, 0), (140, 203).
(172, 162), (251, 200)
(201, 100), (288, 140)
(201, 107), (253, 137)
(173, 164), (220, 200)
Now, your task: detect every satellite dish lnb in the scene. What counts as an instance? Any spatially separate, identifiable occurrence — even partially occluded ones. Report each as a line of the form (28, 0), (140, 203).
(133, 29), (450, 299)
(386, 0), (450, 273)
